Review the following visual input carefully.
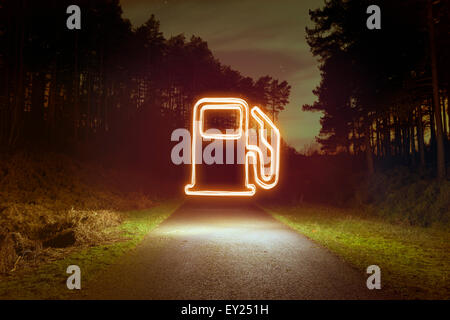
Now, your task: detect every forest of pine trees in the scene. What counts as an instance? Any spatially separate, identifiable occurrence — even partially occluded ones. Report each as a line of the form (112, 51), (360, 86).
(303, 0), (449, 179)
(0, 0), (290, 169)
(1, 0), (448, 185)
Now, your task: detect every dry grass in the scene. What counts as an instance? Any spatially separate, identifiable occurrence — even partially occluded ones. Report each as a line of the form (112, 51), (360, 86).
(0, 201), (181, 299)
(0, 152), (155, 275)
(0, 232), (17, 274)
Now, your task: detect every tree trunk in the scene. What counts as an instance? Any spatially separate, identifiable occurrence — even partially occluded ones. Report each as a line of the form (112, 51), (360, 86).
(30, 72), (45, 140)
(73, 32), (79, 141)
(409, 113), (416, 166)
(365, 123), (374, 175)
(48, 63), (58, 143)
(441, 94), (447, 139)
(384, 114), (391, 158)
(428, 0), (446, 179)
(9, 0), (25, 146)
(417, 105), (426, 167)
(429, 102), (436, 148)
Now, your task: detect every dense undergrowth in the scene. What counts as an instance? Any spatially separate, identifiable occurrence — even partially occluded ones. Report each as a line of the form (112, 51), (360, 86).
(271, 152), (449, 227)
(357, 167), (450, 227)
(0, 152), (155, 274)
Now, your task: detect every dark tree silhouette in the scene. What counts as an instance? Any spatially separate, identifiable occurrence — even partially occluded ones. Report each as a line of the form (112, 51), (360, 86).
(0, 0), (291, 176)
(303, 0), (449, 177)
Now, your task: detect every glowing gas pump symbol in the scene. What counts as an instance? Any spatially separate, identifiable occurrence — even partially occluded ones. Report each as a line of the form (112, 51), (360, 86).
(185, 98), (280, 196)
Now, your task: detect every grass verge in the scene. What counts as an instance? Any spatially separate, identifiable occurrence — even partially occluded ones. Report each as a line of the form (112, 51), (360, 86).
(264, 204), (450, 299)
(0, 200), (181, 299)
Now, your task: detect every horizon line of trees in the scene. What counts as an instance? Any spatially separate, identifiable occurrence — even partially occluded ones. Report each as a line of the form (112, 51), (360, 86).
(303, 0), (449, 179)
(0, 0), (290, 169)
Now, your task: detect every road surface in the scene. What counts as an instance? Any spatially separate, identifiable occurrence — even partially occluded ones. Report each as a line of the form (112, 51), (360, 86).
(82, 199), (393, 299)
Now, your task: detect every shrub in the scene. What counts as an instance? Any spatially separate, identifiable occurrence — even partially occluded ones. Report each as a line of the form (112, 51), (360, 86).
(361, 167), (450, 227)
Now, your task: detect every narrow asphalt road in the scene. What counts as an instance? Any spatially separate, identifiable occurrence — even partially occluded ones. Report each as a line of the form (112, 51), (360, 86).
(82, 199), (392, 299)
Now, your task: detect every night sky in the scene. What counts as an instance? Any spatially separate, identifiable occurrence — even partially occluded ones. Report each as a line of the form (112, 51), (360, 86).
(120, 0), (324, 151)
